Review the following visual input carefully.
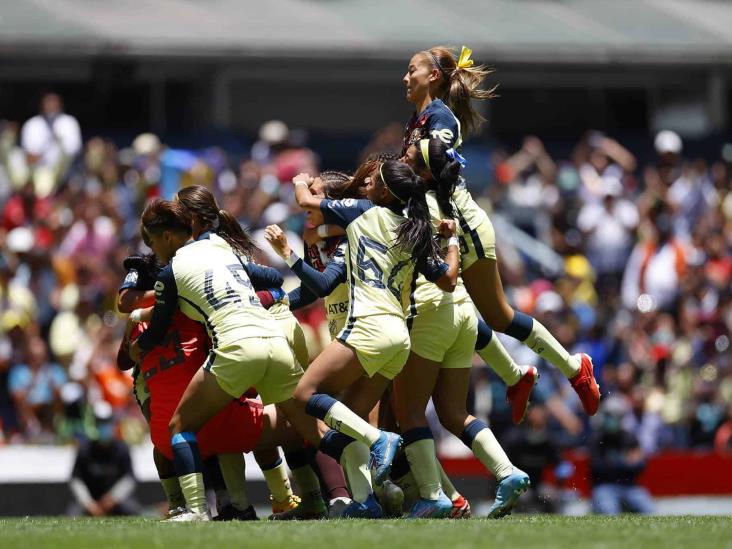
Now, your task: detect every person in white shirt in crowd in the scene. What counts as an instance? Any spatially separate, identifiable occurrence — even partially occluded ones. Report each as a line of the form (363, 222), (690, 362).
(576, 131), (636, 205)
(655, 130), (717, 239)
(577, 175), (639, 281)
(20, 93), (82, 196)
(621, 209), (687, 313)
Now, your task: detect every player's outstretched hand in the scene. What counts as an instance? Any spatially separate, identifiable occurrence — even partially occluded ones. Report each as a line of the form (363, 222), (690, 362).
(264, 224), (292, 260)
(438, 219), (457, 238)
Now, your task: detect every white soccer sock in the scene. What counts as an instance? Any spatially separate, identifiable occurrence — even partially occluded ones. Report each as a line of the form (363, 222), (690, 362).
(524, 320), (580, 378)
(217, 453), (250, 511)
(160, 477), (186, 510)
(179, 472), (208, 515)
(405, 439), (442, 500)
(471, 428), (514, 481)
(324, 401), (381, 446)
(340, 441), (373, 503)
(477, 335), (523, 385)
(437, 462), (460, 502)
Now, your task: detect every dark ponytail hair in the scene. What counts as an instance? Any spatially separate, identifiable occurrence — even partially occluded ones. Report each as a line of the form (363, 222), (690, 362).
(421, 46), (497, 138)
(378, 160), (440, 264)
(176, 185), (258, 258)
(414, 137), (460, 218)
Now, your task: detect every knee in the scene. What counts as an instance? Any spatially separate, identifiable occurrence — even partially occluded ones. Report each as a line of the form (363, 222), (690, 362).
(434, 403), (467, 435)
(293, 382), (316, 405)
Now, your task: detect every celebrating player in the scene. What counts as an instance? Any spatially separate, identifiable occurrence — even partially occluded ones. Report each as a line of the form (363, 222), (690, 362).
(128, 200), (321, 520)
(401, 46), (600, 417)
(283, 161), (458, 517)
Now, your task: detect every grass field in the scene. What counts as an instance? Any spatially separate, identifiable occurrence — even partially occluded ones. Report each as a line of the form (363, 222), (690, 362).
(1, 516), (730, 549)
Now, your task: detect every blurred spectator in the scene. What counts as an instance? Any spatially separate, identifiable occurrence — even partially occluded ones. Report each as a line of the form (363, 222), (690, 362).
(577, 176), (638, 281)
(67, 401), (140, 516)
(20, 93), (81, 197)
(590, 396), (653, 515)
(503, 404), (563, 513)
(8, 336), (66, 441)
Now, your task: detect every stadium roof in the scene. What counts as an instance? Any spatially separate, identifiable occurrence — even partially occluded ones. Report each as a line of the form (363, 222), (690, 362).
(2, 0), (732, 64)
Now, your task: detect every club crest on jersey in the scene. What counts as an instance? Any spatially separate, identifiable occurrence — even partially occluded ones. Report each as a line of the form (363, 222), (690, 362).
(154, 280), (164, 294)
(123, 270), (138, 287)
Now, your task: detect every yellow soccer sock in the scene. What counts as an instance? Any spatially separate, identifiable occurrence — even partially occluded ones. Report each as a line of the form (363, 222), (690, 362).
(179, 472), (208, 515)
(160, 476), (185, 510)
(291, 465), (323, 501)
(217, 453), (250, 511)
(477, 335), (523, 386)
(340, 441), (373, 503)
(392, 470), (420, 509)
(404, 436), (442, 500)
(437, 462), (460, 502)
(472, 428), (513, 481)
(324, 401), (381, 446)
(524, 320), (580, 378)
(261, 459), (293, 503)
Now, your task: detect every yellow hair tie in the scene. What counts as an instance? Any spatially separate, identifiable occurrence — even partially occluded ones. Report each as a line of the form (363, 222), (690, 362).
(457, 46), (474, 69)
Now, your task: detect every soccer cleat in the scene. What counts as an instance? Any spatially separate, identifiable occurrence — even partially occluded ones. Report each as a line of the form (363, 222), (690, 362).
(487, 468), (530, 519)
(270, 493), (301, 514)
(449, 495), (471, 519)
(368, 431), (402, 485)
(569, 353), (601, 416)
(407, 490), (452, 519)
(378, 479), (404, 518)
(165, 506), (187, 520)
(340, 493), (383, 519)
(213, 504), (258, 521)
(269, 495), (327, 520)
(167, 509), (210, 522)
(506, 366), (538, 424)
(328, 496), (353, 518)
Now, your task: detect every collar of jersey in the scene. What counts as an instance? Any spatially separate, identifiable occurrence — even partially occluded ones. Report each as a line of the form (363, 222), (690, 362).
(195, 230), (213, 241)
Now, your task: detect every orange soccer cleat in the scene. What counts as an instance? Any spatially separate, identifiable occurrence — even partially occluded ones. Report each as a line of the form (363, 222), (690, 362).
(506, 366), (538, 424)
(569, 353), (601, 415)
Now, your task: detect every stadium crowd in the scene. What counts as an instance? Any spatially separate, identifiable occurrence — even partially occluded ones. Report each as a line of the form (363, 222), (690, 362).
(1, 93), (731, 494)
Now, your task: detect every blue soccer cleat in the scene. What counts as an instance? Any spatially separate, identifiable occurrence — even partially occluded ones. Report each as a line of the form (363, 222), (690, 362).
(340, 493), (383, 519)
(369, 431), (402, 485)
(487, 468), (530, 519)
(407, 490), (452, 519)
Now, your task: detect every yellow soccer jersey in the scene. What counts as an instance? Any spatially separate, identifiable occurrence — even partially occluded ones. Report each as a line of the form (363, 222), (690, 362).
(320, 199), (448, 321)
(408, 192), (470, 319)
(452, 177), (490, 234)
(137, 232), (283, 352)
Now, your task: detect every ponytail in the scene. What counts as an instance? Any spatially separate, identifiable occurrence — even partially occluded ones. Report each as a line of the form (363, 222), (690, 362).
(176, 185), (259, 259)
(216, 209), (259, 258)
(416, 137), (461, 219)
(423, 46), (497, 138)
(379, 161), (440, 264)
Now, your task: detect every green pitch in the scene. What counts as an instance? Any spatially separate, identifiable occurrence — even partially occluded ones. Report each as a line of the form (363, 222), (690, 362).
(1, 516), (730, 549)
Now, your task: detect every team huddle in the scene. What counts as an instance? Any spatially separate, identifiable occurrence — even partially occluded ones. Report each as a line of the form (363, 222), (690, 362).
(117, 45), (601, 521)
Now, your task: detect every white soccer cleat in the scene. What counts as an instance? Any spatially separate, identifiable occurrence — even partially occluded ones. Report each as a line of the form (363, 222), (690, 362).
(166, 509), (210, 522)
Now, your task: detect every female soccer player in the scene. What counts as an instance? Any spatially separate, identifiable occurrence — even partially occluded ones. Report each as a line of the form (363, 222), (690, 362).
(401, 47), (600, 416)
(174, 184), (335, 519)
(283, 161), (458, 517)
(128, 200), (320, 521)
(118, 249), (312, 520)
(392, 185), (529, 519)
